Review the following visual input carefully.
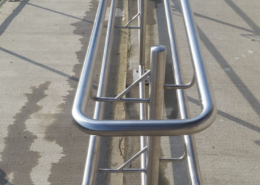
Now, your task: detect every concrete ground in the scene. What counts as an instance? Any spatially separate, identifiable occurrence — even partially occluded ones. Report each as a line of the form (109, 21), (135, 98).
(0, 0), (259, 185)
(0, 0), (128, 184)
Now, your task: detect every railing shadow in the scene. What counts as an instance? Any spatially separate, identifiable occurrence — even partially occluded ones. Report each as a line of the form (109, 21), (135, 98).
(0, 0), (29, 36)
(0, 47), (78, 82)
(27, 3), (94, 24)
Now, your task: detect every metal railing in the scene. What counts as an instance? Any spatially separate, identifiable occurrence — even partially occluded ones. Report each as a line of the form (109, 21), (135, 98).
(72, 0), (216, 184)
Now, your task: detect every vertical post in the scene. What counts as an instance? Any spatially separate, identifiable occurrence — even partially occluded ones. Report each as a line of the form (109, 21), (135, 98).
(138, 0), (147, 66)
(82, 136), (100, 185)
(139, 65), (147, 185)
(138, 0), (147, 183)
(146, 45), (166, 185)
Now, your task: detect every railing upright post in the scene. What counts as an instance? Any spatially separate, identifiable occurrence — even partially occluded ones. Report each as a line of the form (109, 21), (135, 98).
(138, 0), (147, 184)
(138, 0), (147, 66)
(146, 45), (166, 185)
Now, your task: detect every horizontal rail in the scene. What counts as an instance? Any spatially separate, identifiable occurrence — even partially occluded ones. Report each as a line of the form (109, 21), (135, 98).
(92, 96), (149, 103)
(160, 145), (187, 162)
(115, 26), (140, 29)
(99, 168), (146, 173)
(72, 0), (216, 136)
(164, 74), (196, 89)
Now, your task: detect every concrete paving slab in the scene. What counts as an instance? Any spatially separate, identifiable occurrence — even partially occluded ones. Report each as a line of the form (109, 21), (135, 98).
(0, 0), (128, 184)
(0, 0), (259, 185)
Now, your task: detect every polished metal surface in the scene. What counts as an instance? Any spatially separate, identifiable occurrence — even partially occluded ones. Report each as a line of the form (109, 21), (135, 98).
(72, 0), (216, 136)
(146, 46), (166, 185)
(164, 74), (196, 89)
(115, 26), (140, 29)
(164, 0), (207, 184)
(80, 0), (115, 184)
(138, 0), (147, 66)
(124, 13), (140, 27)
(92, 96), (150, 103)
(73, 0), (217, 184)
(98, 168), (146, 173)
(160, 145), (187, 162)
(115, 70), (150, 100)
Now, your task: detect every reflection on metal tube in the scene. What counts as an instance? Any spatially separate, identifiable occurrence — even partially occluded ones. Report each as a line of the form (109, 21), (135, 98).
(73, 0), (217, 183)
(81, 0), (116, 184)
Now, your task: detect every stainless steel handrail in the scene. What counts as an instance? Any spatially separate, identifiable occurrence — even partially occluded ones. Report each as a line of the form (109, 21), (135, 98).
(72, 0), (216, 136)
(73, 0), (217, 184)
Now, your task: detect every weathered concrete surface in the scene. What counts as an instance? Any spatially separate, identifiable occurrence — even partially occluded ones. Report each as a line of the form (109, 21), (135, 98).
(0, 1), (94, 184)
(0, 0), (260, 185)
(0, 0), (128, 185)
(189, 1), (260, 184)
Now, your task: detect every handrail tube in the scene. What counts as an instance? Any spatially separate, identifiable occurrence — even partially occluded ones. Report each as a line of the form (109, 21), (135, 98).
(139, 65), (147, 185)
(92, 97), (150, 103)
(164, 0), (205, 184)
(81, 0), (114, 184)
(180, 0), (210, 184)
(72, 0), (216, 136)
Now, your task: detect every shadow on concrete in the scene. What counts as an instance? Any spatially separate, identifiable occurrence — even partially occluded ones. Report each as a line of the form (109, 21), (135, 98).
(27, 3), (94, 24)
(0, 168), (13, 185)
(225, 0), (260, 34)
(170, 0), (260, 41)
(197, 26), (260, 118)
(0, 0), (29, 36)
(0, 47), (78, 82)
(188, 96), (260, 134)
(170, 0), (260, 135)
(225, 0), (260, 41)
(194, 12), (254, 33)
